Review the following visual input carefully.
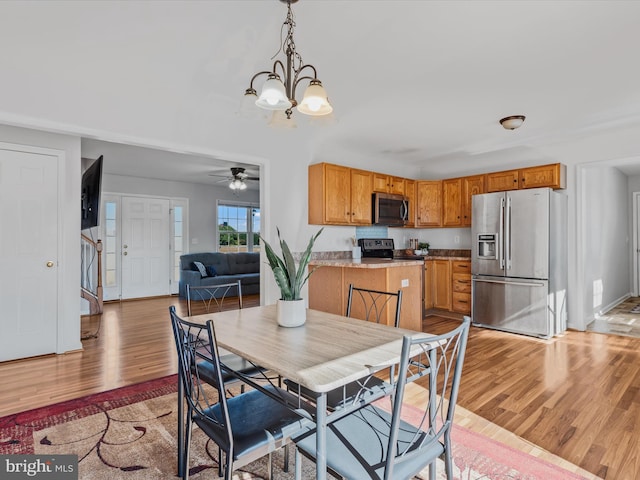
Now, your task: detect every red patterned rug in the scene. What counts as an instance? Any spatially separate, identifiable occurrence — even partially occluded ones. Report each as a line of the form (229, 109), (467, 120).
(0, 375), (592, 479)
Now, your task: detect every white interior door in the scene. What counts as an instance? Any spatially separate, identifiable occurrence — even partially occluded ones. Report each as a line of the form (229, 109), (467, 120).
(121, 196), (171, 299)
(0, 145), (58, 361)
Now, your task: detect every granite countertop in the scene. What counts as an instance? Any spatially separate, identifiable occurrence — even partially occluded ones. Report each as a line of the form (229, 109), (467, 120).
(309, 258), (424, 269)
(398, 249), (471, 262)
(422, 255), (471, 261)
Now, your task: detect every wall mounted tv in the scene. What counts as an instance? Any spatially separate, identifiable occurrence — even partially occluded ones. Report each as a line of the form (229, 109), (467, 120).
(81, 155), (103, 230)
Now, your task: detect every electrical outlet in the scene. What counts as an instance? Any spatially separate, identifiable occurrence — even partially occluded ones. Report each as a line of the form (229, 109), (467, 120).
(454, 235), (460, 244)
(401, 279), (409, 287)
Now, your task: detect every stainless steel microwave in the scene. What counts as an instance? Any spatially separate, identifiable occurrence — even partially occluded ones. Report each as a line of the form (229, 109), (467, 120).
(372, 192), (409, 226)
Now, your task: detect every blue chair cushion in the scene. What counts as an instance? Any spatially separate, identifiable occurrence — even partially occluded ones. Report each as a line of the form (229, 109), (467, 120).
(194, 385), (313, 460)
(295, 405), (444, 480)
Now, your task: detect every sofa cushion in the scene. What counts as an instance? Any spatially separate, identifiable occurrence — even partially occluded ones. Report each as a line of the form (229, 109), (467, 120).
(226, 252), (260, 274)
(192, 261), (208, 278)
(181, 253), (231, 276)
(206, 265), (218, 277)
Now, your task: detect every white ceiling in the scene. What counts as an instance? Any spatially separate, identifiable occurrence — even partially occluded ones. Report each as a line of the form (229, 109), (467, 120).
(3, 1), (640, 180)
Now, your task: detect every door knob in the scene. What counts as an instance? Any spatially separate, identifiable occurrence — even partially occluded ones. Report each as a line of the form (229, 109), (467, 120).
(46, 261), (54, 267)
(123, 252), (128, 256)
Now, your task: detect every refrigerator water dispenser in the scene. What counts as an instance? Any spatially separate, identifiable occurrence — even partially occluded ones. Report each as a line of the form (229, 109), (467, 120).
(477, 234), (497, 259)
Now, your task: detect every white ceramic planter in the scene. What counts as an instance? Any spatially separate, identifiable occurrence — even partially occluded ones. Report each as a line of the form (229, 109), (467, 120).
(276, 299), (306, 328)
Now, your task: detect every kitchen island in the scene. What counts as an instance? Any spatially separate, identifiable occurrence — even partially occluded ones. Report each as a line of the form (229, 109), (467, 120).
(308, 258), (423, 331)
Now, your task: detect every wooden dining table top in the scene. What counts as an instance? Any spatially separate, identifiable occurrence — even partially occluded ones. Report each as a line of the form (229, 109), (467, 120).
(187, 304), (429, 393)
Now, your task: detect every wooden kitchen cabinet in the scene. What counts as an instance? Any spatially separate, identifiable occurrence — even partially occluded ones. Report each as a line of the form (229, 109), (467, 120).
(461, 175), (484, 226)
(486, 169), (520, 192)
(424, 259), (434, 310)
(308, 163), (372, 225)
(442, 175), (484, 227)
(416, 180), (442, 227)
(442, 178), (462, 227)
(432, 259), (451, 310)
(487, 163), (566, 193)
(425, 258), (471, 314)
(404, 179), (416, 227)
(520, 163), (566, 190)
(373, 173), (405, 195)
(308, 262), (423, 332)
(451, 260), (471, 314)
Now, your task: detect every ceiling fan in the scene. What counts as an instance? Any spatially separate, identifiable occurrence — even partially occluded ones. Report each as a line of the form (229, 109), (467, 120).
(209, 167), (259, 190)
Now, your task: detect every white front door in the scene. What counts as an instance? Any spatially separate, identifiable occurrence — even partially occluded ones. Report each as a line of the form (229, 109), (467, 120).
(121, 196), (171, 299)
(0, 145), (59, 361)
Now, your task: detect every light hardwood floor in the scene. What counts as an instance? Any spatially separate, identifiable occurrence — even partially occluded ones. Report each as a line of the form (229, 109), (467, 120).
(0, 297), (636, 478)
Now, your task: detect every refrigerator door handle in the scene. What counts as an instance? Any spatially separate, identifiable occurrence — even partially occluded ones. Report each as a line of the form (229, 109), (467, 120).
(473, 278), (546, 287)
(506, 195), (512, 270)
(499, 197), (505, 270)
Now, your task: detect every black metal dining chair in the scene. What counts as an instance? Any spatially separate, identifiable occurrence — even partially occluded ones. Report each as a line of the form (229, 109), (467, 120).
(285, 285), (403, 410)
(293, 316), (471, 480)
(170, 306), (313, 480)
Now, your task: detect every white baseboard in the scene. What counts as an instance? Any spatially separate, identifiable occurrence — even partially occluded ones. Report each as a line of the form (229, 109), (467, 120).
(595, 292), (632, 318)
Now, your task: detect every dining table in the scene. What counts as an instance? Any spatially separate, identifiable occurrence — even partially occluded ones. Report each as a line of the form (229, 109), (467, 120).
(180, 303), (428, 480)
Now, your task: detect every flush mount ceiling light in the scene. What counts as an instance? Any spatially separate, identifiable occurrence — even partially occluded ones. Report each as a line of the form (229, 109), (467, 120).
(243, 0), (332, 121)
(499, 115), (526, 130)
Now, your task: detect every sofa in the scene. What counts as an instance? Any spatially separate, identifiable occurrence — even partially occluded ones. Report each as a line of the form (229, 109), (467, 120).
(178, 252), (260, 298)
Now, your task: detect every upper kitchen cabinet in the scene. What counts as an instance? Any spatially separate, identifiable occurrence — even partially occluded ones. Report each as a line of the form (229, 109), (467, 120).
(486, 169), (520, 192)
(308, 163), (372, 225)
(373, 173), (405, 195)
(443, 175), (485, 227)
(404, 179), (416, 227)
(487, 163), (566, 192)
(520, 163), (566, 190)
(442, 178), (462, 227)
(461, 175), (485, 226)
(416, 180), (442, 227)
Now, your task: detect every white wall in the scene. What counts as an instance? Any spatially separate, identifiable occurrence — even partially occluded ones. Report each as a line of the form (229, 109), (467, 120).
(104, 174), (259, 253)
(0, 124), (82, 354)
(581, 166), (630, 323)
(387, 227), (472, 251)
(627, 174), (640, 293)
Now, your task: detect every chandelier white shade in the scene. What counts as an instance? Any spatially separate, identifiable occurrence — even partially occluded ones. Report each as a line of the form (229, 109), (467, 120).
(255, 74), (292, 110)
(297, 80), (332, 115)
(244, 0), (332, 121)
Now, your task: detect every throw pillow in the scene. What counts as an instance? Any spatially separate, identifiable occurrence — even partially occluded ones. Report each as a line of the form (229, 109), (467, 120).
(206, 265), (217, 277)
(191, 261), (208, 278)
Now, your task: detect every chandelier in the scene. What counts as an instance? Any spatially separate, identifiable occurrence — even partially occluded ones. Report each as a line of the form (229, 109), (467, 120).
(243, 0), (332, 120)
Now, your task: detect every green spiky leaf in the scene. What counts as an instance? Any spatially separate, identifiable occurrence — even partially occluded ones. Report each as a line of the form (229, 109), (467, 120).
(260, 227), (323, 301)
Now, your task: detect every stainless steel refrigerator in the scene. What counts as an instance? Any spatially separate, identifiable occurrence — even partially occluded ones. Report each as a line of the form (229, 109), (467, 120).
(471, 187), (567, 338)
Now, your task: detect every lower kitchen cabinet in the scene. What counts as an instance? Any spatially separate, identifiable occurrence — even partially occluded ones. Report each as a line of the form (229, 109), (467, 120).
(451, 260), (471, 314)
(308, 261), (423, 332)
(424, 258), (471, 315)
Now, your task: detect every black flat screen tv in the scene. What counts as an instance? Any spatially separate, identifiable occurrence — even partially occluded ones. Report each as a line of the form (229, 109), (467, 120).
(81, 155), (103, 230)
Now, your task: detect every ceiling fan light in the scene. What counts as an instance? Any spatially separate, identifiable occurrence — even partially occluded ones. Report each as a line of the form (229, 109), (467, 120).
(499, 115), (526, 130)
(256, 75), (292, 110)
(297, 80), (333, 116)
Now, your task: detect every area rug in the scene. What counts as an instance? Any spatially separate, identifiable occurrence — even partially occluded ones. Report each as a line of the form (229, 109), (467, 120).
(0, 375), (592, 479)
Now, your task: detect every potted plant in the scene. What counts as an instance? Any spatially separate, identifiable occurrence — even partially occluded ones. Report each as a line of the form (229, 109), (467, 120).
(261, 227), (323, 327)
(418, 242), (430, 255)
